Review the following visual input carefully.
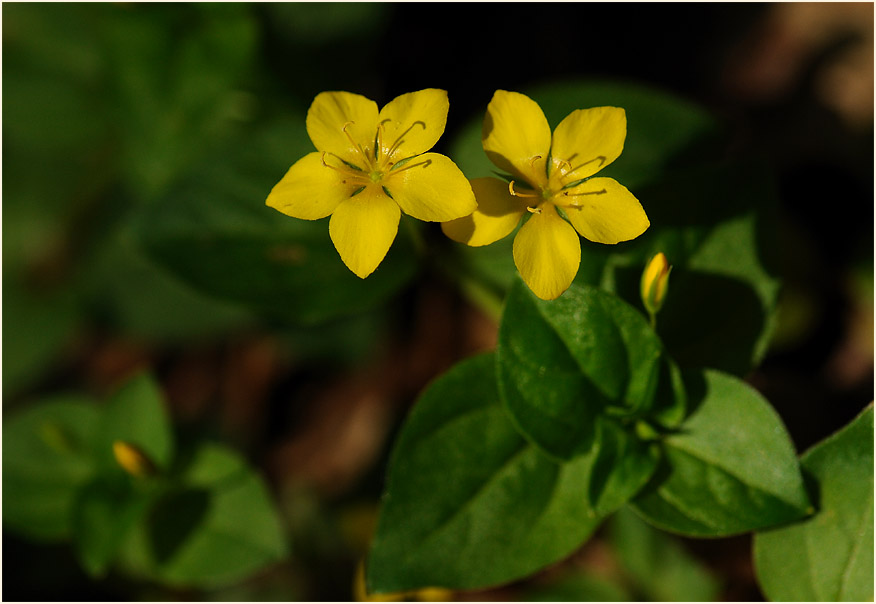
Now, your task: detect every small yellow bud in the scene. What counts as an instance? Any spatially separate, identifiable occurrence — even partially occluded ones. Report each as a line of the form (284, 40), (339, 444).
(112, 441), (156, 478)
(641, 252), (671, 320)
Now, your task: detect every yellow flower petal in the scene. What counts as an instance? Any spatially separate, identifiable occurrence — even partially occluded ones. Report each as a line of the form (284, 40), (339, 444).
(549, 107), (627, 181)
(306, 91), (379, 165)
(377, 89), (448, 161)
(482, 90), (552, 186)
(386, 152), (477, 222)
(441, 177), (525, 246)
(561, 177), (650, 244)
(329, 187), (400, 278)
(266, 152), (350, 220)
(513, 204), (581, 300)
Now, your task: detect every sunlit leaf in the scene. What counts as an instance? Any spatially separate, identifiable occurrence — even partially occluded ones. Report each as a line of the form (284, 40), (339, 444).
(497, 279), (682, 460)
(632, 369), (811, 536)
(367, 354), (605, 593)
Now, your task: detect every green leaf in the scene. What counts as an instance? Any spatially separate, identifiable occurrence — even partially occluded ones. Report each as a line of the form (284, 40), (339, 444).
(367, 354), (605, 593)
(2, 395), (101, 540)
(100, 3), (259, 198)
(632, 369), (812, 536)
(82, 223), (254, 342)
(100, 372), (174, 471)
(753, 404), (874, 602)
(135, 119), (419, 325)
(118, 443), (287, 589)
(71, 475), (154, 577)
(610, 506), (721, 601)
(589, 418), (660, 515)
(497, 279), (680, 460)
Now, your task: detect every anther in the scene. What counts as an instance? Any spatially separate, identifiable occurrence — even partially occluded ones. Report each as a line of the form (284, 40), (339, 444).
(556, 159), (573, 173)
(526, 206), (542, 214)
(508, 181), (539, 198)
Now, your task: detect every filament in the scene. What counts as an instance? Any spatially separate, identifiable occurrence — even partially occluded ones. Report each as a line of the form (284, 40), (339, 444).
(388, 157), (432, 175)
(383, 120), (426, 160)
(342, 122), (369, 160)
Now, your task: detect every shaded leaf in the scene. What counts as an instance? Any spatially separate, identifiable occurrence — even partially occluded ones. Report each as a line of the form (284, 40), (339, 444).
(71, 475), (153, 577)
(2, 396), (101, 540)
(136, 119), (419, 325)
(1, 277), (82, 398)
(610, 506), (721, 601)
(118, 443), (287, 589)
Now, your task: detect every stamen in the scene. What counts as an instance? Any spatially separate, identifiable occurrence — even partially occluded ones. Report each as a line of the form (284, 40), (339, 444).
(526, 206), (542, 214)
(562, 155), (607, 179)
(562, 187), (607, 197)
(342, 121), (369, 160)
(321, 152), (345, 173)
(529, 155), (543, 168)
(388, 158), (432, 174)
(508, 180), (539, 198)
(555, 159), (573, 173)
(321, 152), (364, 173)
(555, 186), (607, 210)
(374, 123), (385, 161)
(383, 120), (426, 159)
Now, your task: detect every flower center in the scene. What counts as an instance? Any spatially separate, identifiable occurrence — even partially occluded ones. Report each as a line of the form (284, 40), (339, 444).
(319, 120), (433, 197)
(508, 154), (610, 213)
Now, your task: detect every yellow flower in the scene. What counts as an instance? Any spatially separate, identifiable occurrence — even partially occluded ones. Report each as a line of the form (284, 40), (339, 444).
(641, 252), (671, 319)
(442, 90), (650, 300)
(267, 89), (477, 278)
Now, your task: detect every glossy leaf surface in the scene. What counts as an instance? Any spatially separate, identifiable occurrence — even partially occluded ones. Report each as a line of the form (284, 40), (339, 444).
(497, 279), (681, 460)
(632, 370), (811, 536)
(367, 354), (606, 593)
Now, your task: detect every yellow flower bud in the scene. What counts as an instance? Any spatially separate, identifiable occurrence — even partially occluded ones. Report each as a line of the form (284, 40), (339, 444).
(112, 441), (156, 478)
(641, 252), (671, 319)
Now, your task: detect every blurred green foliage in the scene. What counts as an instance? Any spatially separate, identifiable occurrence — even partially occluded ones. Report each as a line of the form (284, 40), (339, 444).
(3, 372), (287, 588)
(3, 2), (872, 602)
